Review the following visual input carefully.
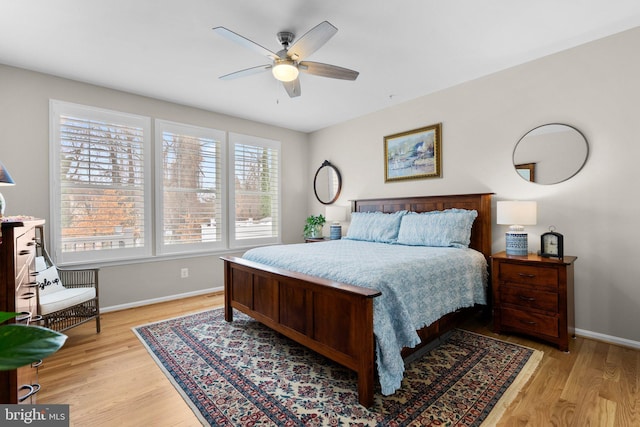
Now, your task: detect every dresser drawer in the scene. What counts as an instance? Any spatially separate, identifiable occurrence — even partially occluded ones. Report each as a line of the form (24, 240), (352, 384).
(501, 307), (559, 338)
(16, 364), (39, 404)
(498, 262), (558, 288)
(16, 289), (36, 316)
(15, 227), (37, 283)
(500, 285), (559, 313)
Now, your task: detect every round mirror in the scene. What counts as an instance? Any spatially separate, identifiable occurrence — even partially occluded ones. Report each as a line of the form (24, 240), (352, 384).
(513, 123), (589, 185)
(314, 160), (342, 205)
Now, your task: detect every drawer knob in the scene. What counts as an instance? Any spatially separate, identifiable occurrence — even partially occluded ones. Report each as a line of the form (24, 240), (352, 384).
(519, 295), (536, 302)
(19, 249), (31, 255)
(518, 273), (536, 278)
(520, 319), (537, 326)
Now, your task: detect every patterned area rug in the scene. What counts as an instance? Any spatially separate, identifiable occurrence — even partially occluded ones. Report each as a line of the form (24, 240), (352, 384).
(133, 308), (541, 426)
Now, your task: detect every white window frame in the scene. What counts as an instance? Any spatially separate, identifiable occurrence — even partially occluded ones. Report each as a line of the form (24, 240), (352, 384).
(49, 100), (152, 265)
(154, 120), (227, 255)
(228, 133), (282, 249)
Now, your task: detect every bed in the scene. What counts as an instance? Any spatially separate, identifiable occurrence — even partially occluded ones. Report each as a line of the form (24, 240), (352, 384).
(221, 193), (493, 407)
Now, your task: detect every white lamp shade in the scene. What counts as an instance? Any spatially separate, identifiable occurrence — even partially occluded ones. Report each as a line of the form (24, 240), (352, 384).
(496, 201), (537, 225)
(325, 206), (347, 222)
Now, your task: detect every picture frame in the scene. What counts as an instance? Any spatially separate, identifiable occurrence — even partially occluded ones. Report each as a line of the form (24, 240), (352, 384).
(384, 123), (442, 182)
(515, 162), (536, 182)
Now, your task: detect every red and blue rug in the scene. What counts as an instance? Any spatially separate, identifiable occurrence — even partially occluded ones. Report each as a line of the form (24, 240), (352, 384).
(133, 308), (541, 426)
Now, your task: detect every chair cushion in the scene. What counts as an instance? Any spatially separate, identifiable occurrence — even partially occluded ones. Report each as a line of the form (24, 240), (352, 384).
(39, 287), (96, 315)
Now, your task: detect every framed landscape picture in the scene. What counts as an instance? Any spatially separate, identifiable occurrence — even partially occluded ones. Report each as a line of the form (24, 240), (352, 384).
(384, 123), (442, 182)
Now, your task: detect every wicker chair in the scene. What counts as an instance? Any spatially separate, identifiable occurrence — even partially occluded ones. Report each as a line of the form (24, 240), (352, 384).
(35, 227), (101, 333)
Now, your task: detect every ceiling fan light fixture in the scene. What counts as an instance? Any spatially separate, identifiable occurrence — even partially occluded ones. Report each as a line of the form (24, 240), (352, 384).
(214, 22), (356, 97)
(272, 60), (299, 82)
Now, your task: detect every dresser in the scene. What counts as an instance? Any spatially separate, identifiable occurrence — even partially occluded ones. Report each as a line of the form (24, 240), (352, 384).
(492, 251), (577, 351)
(0, 218), (45, 404)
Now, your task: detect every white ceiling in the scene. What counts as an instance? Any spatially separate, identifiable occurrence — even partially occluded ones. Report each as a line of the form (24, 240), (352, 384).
(2, 0), (640, 133)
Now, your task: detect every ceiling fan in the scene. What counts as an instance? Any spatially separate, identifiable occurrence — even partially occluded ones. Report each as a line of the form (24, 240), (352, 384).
(212, 21), (359, 98)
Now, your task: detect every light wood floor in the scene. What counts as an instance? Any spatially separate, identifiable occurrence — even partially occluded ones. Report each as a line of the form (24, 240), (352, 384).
(38, 293), (639, 426)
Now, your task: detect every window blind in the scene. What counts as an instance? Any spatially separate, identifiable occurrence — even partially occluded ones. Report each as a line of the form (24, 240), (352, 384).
(56, 113), (147, 255)
(231, 134), (280, 245)
(50, 101), (152, 264)
(156, 121), (225, 253)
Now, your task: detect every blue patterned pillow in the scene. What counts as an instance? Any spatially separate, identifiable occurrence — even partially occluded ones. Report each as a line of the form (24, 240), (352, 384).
(344, 211), (407, 243)
(396, 209), (478, 248)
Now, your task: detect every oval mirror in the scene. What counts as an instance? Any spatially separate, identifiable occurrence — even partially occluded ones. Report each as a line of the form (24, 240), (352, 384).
(513, 123), (589, 185)
(314, 160), (342, 205)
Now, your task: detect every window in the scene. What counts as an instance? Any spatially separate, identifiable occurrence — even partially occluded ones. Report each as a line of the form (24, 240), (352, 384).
(50, 100), (152, 264)
(155, 120), (225, 254)
(229, 133), (281, 248)
(50, 101), (282, 264)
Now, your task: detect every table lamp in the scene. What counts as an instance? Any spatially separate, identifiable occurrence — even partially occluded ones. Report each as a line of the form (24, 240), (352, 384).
(497, 200), (537, 256)
(325, 206), (346, 240)
(0, 161), (16, 218)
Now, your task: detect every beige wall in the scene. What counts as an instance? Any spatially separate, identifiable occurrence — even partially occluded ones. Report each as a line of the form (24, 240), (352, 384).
(0, 65), (309, 310)
(309, 27), (640, 346)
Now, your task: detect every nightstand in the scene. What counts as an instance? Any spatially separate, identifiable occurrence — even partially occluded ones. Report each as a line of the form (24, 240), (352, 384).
(491, 251), (577, 351)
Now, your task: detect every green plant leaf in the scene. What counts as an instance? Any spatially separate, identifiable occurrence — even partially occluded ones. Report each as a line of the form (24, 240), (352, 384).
(0, 312), (19, 324)
(0, 324), (67, 370)
(304, 214), (326, 236)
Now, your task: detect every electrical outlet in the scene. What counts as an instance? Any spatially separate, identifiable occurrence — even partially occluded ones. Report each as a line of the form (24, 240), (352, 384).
(181, 268), (189, 278)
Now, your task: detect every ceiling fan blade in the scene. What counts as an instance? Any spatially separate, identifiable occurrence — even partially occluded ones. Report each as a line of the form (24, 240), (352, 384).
(212, 26), (279, 60)
(282, 78), (301, 98)
(287, 21), (338, 61)
(299, 61), (359, 80)
(219, 64), (271, 80)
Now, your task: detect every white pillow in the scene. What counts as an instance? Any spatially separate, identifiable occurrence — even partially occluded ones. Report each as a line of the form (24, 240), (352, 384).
(35, 266), (65, 296)
(35, 256), (47, 272)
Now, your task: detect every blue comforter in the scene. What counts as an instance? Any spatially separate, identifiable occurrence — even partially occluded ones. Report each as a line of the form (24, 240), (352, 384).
(243, 239), (487, 395)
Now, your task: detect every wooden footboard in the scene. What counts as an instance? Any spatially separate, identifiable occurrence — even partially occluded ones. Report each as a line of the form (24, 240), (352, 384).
(222, 256), (381, 406)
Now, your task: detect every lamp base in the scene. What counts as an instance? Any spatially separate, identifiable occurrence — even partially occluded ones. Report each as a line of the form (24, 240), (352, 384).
(505, 231), (528, 256)
(330, 224), (342, 240)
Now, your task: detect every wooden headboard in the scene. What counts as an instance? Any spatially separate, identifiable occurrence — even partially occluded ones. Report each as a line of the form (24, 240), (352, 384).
(351, 193), (493, 262)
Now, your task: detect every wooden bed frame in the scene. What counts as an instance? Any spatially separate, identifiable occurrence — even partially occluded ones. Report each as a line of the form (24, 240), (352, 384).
(221, 193), (493, 407)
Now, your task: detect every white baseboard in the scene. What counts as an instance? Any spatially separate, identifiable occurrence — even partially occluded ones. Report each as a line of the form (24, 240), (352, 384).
(575, 328), (640, 350)
(101, 286), (224, 313)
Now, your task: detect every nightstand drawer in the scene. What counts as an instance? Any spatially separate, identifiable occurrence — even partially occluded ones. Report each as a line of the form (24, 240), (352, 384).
(499, 263), (558, 288)
(501, 307), (559, 338)
(500, 286), (558, 313)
